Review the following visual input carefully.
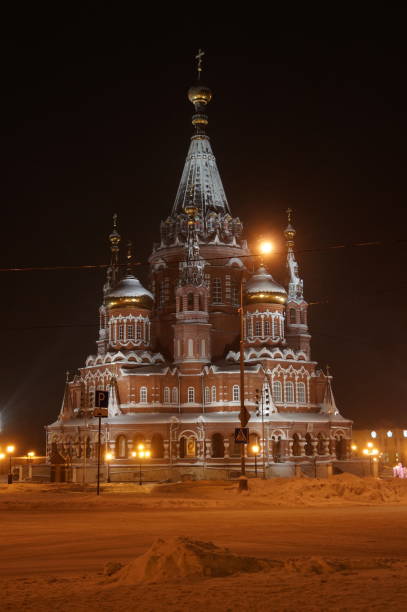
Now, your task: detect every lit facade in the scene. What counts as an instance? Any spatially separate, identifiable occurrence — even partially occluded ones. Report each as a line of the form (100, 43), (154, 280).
(47, 77), (353, 480)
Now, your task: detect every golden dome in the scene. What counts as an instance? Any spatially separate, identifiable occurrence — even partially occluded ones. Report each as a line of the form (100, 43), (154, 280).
(106, 275), (154, 310)
(188, 84), (212, 106)
(245, 266), (287, 305)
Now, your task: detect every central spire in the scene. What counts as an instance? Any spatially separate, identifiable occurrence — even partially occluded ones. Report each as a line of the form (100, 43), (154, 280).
(171, 51), (230, 217)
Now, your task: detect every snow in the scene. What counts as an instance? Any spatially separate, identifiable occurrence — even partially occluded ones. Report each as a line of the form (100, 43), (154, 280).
(1, 476), (407, 610)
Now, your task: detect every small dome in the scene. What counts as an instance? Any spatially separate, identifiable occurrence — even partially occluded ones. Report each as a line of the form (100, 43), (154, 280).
(106, 275), (153, 309)
(246, 266), (287, 305)
(188, 84), (212, 105)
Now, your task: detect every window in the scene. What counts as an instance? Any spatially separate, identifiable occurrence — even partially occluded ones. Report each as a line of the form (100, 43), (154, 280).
(116, 435), (127, 459)
(172, 386), (178, 404)
(212, 278), (222, 304)
(264, 320), (270, 336)
(119, 325), (124, 340)
(255, 321), (262, 336)
(273, 381), (282, 402)
(187, 387), (195, 403)
(232, 385), (240, 401)
(188, 338), (194, 357)
(285, 381), (294, 403)
(127, 324), (134, 339)
(136, 321), (142, 340)
(297, 382), (306, 403)
(289, 308), (297, 324)
(140, 386), (147, 403)
(205, 386), (210, 404)
(187, 293), (194, 310)
(163, 387), (170, 404)
(274, 318), (280, 337)
(300, 310), (306, 325)
(231, 285), (239, 307)
(201, 338), (206, 357)
(211, 386), (216, 402)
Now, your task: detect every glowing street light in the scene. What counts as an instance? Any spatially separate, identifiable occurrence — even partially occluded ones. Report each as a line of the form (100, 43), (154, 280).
(6, 445), (15, 485)
(105, 452), (114, 483)
(258, 240), (273, 256)
(132, 444), (151, 485)
(251, 443), (260, 478)
(26, 451), (36, 480)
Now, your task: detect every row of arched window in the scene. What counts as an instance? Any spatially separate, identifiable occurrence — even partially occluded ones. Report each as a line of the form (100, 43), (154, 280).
(247, 315), (284, 339)
(109, 317), (150, 344)
(272, 380), (307, 404)
(137, 385), (241, 405)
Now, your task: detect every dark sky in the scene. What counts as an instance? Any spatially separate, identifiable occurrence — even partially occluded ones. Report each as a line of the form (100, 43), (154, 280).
(2, 10), (406, 452)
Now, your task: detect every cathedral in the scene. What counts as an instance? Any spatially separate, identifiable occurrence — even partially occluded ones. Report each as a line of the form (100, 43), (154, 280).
(47, 66), (352, 481)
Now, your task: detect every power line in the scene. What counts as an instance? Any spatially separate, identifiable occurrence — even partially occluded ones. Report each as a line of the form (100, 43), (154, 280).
(0, 238), (406, 273)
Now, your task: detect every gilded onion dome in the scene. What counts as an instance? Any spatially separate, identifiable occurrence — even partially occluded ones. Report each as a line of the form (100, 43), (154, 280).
(187, 84), (212, 106)
(245, 266), (287, 305)
(106, 275), (154, 310)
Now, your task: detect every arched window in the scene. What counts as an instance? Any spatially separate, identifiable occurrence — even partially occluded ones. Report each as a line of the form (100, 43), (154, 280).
(172, 386), (178, 404)
(136, 321), (142, 340)
(163, 387), (170, 404)
(289, 308), (297, 324)
(187, 387), (195, 403)
(232, 385), (240, 401)
(140, 386), (148, 403)
(272, 436), (282, 462)
(127, 324), (134, 339)
(204, 386), (210, 404)
(201, 338), (206, 357)
(274, 318), (280, 337)
(264, 320), (270, 336)
(188, 338), (194, 357)
(211, 433), (225, 458)
(297, 382), (306, 403)
(300, 310), (306, 325)
(116, 435), (127, 459)
(273, 381), (282, 402)
(255, 320), (262, 336)
(285, 381), (294, 403)
(119, 325), (124, 340)
(151, 434), (164, 458)
(180, 435), (196, 458)
(187, 293), (194, 310)
(212, 278), (222, 304)
(211, 385), (216, 402)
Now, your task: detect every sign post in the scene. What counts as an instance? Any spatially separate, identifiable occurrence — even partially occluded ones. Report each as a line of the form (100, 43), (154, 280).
(94, 390), (109, 496)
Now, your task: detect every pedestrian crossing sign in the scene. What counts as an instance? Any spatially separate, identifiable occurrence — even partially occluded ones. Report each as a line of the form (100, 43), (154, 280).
(235, 427), (249, 444)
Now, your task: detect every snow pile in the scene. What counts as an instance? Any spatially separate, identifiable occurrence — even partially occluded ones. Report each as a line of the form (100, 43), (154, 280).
(241, 473), (407, 506)
(112, 537), (268, 584)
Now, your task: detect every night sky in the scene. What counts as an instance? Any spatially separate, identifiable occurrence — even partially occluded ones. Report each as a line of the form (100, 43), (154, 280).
(2, 10), (406, 453)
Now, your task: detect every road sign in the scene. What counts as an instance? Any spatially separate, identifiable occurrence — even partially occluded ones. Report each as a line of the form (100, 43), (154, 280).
(95, 389), (109, 408)
(93, 408), (108, 418)
(235, 427), (249, 444)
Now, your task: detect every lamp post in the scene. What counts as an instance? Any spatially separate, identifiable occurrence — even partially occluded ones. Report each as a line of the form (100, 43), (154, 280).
(132, 444), (151, 485)
(362, 445), (379, 476)
(27, 451), (35, 480)
(251, 444), (260, 477)
(6, 445), (15, 484)
(105, 452), (113, 483)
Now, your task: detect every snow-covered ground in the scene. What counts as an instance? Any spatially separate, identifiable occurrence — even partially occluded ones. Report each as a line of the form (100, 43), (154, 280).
(1, 475), (407, 611)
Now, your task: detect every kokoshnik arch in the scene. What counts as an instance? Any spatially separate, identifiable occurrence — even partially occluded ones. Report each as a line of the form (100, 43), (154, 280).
(47, 64), (352, 480)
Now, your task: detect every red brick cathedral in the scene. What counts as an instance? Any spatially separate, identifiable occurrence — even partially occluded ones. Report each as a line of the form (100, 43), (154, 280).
(48, 73), (352, 480)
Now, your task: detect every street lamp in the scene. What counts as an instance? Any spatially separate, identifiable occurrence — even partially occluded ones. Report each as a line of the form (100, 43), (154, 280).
(251, 444), (260, 477)
(6, 445), (15, 484)
(27, 451), (35, 480)
(362, 446), (379, 475)
(258, 240), (274, 256)
(105, 452), (113, 483)
(132, 444), (151, 485)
